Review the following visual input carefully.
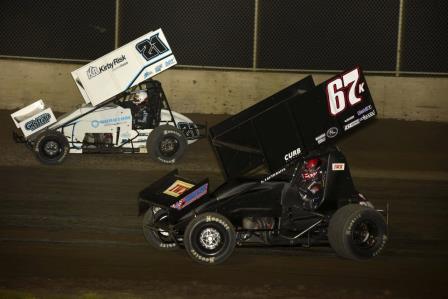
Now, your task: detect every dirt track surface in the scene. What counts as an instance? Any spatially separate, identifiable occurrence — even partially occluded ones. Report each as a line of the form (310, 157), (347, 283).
(1, 110), (448, 298)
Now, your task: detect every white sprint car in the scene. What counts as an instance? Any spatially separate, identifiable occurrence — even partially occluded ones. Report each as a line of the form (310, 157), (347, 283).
(11, 29), (204, 165)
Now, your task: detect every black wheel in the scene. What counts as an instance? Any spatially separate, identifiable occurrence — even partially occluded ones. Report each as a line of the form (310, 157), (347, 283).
(142, 208), (178, 250)
(184, 212), (236, 265)
(34, 130), (69, 165)
(146, 125), (187, 164)
(328, 204), (387, 260)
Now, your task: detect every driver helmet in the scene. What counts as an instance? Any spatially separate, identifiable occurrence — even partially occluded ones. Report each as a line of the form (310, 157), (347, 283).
(132, 91), (148, 105)
(305, 158), (320, 170)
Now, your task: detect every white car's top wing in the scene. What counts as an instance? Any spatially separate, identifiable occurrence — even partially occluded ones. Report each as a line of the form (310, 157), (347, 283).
(71, 28), (176, 107)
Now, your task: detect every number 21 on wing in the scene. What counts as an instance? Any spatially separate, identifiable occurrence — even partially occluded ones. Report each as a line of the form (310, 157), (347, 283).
(326, 67), (365, 116)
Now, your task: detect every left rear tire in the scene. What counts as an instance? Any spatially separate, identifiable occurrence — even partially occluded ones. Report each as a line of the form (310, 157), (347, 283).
(34, 130), (69, 165)
(142, 208), (178, 250)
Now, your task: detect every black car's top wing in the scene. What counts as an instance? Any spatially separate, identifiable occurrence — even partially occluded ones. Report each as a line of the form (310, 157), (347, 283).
(209, 67), (376, 179)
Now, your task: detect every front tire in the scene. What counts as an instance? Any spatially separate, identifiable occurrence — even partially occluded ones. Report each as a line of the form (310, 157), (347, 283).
(34, 130), (69, 165)
(328, 204), (387, 260)
(184, 213), (236, 265)
(142, 208), (178, 250)
(146, 125), (187, 164)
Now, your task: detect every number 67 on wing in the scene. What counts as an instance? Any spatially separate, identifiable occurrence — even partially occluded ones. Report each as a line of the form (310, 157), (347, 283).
(293, 66), (377, 149)
(326, 67), (366, 116)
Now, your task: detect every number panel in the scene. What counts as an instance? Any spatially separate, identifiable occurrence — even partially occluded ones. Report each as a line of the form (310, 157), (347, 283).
(325, 67), (364, 116)
(135, 34), (169, 61)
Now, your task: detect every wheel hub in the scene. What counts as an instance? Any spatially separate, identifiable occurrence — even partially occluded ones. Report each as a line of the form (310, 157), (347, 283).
(199, 227), (221, 250)
(44, 141), (60, 156)
(353, 221), (377, 248)
(159, 137), (179, 157)
(154, 214), (171, 240)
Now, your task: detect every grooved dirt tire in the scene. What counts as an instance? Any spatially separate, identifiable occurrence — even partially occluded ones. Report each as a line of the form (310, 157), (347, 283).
(328, 204), (387, 260)
(34, 130), (69, 165)
(184, 213), (236, 265)
(146, 125), (187, 164)
(142, 208), (178, 250)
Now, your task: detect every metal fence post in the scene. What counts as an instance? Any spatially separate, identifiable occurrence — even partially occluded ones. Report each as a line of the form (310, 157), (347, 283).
(252, 0), (259, 70)
(395, 0), (405, 77)
(115, 0), (121, 49)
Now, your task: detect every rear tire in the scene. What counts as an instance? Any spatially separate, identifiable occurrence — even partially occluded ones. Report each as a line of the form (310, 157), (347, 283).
(146, 125), (187, 164)
(328, 204), (387, 260)
(184, 213), (236, 265)
(142, 208), (178, 250)
(34, 130), (69, 165)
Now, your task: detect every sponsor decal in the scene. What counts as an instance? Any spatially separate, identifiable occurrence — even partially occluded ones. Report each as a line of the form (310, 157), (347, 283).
(143, 71), (153, 79)
(261, 167), (287, 183)
(343, 109), (376, 132)
(24, 113), (51, 131)
(90, 115), (131, 128)
(357, 104), (372, 116)
(190, 249), (215, 263)
(159, 242), (176, 248)
(326, 127), (339, 138)
(165, 57), (175, 67)
(344, 115), (355, 123)
(344, 119), (361, 131)
(206, 215), (230, 230)
(87, 55), (127, 79)
(170, 183), (208, 210)
(163, 180), (194, 197)
(284, 147), (301, 162)
(302, 171), (318, 180)
(163, 129), (182, 137)
(326, 67), (365, 116)
(155, 64), (163, 73)
(87, 66), (100, 79)
(315, 133), (326, 144)
(91, 120), (99, 128)
(332, 163), (345, 171)
(360, 110), (376, 121)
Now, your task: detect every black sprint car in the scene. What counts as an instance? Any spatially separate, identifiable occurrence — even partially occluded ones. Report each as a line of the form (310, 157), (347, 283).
(138, 67), (387, 264)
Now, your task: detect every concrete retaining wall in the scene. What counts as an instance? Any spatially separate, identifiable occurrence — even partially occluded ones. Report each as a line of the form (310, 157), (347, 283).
(1, 58), (447, 122)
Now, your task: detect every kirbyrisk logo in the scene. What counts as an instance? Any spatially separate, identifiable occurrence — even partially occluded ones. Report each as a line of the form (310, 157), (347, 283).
(87, 55), (127, 79)
(24, 113), (51, 131)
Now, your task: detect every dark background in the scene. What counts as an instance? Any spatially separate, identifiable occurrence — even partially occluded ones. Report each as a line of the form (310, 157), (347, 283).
(0, 0), (446, 73)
